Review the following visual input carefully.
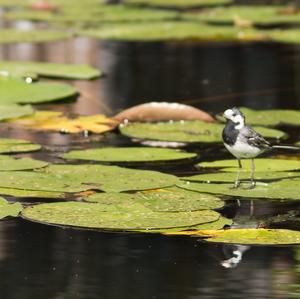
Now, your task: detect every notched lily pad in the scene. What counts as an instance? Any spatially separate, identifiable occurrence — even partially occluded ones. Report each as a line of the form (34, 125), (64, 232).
(120, 121), (286, 143)
(22, 201), (220, 230)
(0, 61), (101, 80)
(0, 155), (48, 171)
(0, 197), (22, 219)
(166, 228), (300, 245)
(0, 138), (41, 154)
(63, 147), (197, 162)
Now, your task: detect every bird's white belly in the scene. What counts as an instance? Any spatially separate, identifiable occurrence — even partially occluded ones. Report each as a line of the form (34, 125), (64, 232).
(224, 141), (264, 158)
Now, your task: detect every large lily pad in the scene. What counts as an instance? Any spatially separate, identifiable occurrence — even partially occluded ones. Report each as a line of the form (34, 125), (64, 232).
(120, 121), (286, 143)
(63, 147), (197, 162)
(8, 111), (118, 134)
(0, 29), (72, 44)
(84, 187), (224, 211)
(0, 138), (41, 154)
(0, 197), (22, 219)
(0, 104), (33, 121)
(0, 155), (48, 171)
(22, 201), (220, 230)
(0, 188), (65, 199)
(166, 228), (300, 245)
(198, 158), (300, 172)
(0, 77), (77, 104)
(0, 61), (101, 80)
(178, 180), (300, 200)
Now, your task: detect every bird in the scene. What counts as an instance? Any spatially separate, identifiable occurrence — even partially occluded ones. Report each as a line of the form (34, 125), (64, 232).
(222, 107), (297, 189)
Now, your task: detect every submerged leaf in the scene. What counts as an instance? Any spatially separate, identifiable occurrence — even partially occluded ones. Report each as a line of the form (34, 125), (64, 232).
(0, 61), (101, 80)
(22, 201), (220, 230)
(120, 121), (286, 143)
(63, 147), (197, 162)
(0, 138), (41, 154)
(0, 77), (77, 104)
(0, 197), (22, 219)
(166, 228), (300, 245)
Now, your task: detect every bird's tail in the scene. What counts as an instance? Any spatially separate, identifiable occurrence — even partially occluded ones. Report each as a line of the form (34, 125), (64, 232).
(272, 145), (300, 150)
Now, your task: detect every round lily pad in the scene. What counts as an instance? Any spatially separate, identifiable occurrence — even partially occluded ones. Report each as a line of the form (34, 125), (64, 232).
(84, 187), (223, 211)
(120, 121), (286, 143)
(198, 158), (300, 172)
(0, 104), (33, 121)
(0, 155), (48, 171)
(22, 201), (220, 230)
(0, 197), (22, 219)
(0, 77), (77, 104)
(0, 61), (101, 80)
(0, 138), (41, 154)
(63, 147), (197, 163)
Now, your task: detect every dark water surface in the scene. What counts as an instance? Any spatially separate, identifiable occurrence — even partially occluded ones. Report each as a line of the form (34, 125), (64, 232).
(0, 36), (299, 298)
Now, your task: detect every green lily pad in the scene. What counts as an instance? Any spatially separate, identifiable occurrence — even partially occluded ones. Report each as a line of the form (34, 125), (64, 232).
(120, 121), (286, 143)
(63, 147), (197, 163)
(84, 187), (224, 211)
(79, 21), (266, 42)
(199, 158), (300, 172)
(0, 61), (101, 80)
(0, 29), (72, 44)
(178, 180), (300, 200)
(0, 77), (77, 104)
(127, 0), (233, 8)
(180, 228), (300, 245)
(0, 187), (65, 199)
(0, 197), (22, 219)
(0, 104), (33, 121)
(186, 6), (300, 26)
(0, 156), (48, 171)
(22, 201), (220, 230)
(0, 138), (41, 154)
(181, 171), (300, 183)
(267, 29), (300, 44)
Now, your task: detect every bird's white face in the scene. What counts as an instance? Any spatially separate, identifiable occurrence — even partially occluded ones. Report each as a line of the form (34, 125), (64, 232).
(223, 108), (245, 129)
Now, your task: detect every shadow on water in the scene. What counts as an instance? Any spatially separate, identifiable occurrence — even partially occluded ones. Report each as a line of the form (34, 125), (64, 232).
(0, 36), (299, 298)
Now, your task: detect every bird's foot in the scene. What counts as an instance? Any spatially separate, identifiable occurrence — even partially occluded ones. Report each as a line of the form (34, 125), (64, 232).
(243, 181), (256, 190)
(230, 182), (240, 189)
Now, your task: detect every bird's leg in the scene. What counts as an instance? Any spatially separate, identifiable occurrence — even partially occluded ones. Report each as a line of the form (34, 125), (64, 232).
(249, 158), (256, 189)
(231, 159), (242, 189)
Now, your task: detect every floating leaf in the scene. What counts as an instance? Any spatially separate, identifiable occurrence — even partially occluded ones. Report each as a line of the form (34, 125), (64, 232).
(0, 138), (41, 154)
(0, 104), (33, 121)
(0, 197), (22, 219)
(22, 201), (220, 230)
(120, 121), (286, 143)
(0, 61), (101, 80)
(63, 147), (197, 162)
(178, 180), (300, 200)
(166, 228), (300, 245)
(8, 111), (118, 133)
(0, 77), (77, 104)
(0, 29), (72, 44)
(84, 187), (224, 211)
(0, 155), (48, 171)
(0, 187), (65, 199)
(198, 158), (300, 172)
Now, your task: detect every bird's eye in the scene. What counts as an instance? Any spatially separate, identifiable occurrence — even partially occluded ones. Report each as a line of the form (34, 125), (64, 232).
(232, 113), (236, 117)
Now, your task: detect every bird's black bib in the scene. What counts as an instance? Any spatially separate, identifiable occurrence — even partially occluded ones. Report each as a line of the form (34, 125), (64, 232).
(222, 120), (239, 146)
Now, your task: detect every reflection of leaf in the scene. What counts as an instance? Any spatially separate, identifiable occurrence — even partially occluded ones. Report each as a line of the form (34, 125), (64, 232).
(0, 104), (33, 121)
(166, 228), (300, 245)
(0, 138), (41, 154)
(63, 147), (197, 162)
(199, 158), (300, 172)
(9, 111), (118, 134)
(0, 155), (48, 171)
(0, 77), (77, 104)
(0, 197), (22, 219)
(0, 61), (101, 80)
(22, 201), (220, 230)
(120, 121), (286, 143)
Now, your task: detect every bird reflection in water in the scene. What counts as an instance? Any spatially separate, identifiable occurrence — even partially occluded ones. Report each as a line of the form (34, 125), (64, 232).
(220, 244), (251, 269)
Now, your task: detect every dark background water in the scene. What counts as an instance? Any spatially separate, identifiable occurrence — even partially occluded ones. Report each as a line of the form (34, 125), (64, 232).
(0, 35), (299, 298)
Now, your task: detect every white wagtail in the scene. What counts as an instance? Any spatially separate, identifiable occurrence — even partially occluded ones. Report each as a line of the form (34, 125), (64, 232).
(222, 107), (297, 189)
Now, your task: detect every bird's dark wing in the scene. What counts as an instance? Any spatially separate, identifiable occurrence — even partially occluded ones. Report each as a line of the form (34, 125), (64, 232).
(240, 126), (271, 149)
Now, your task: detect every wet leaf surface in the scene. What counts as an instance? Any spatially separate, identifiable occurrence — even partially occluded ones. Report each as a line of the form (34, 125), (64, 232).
(120, 121), (286, 143)
(166, 228), (300, 245)
(0, 197), (22, 219)
(0, 61), (101, 80)
(63, 147), (197, 162)
(0, 155), (48, 171)
(22, 201), (220, 230)
(0, 77), (77, 104)
(0, 138), (41, 154)
(8, 111), (118, 133)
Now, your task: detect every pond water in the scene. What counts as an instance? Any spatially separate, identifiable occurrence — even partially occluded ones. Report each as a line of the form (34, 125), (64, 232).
(0, 35), (299, 298)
